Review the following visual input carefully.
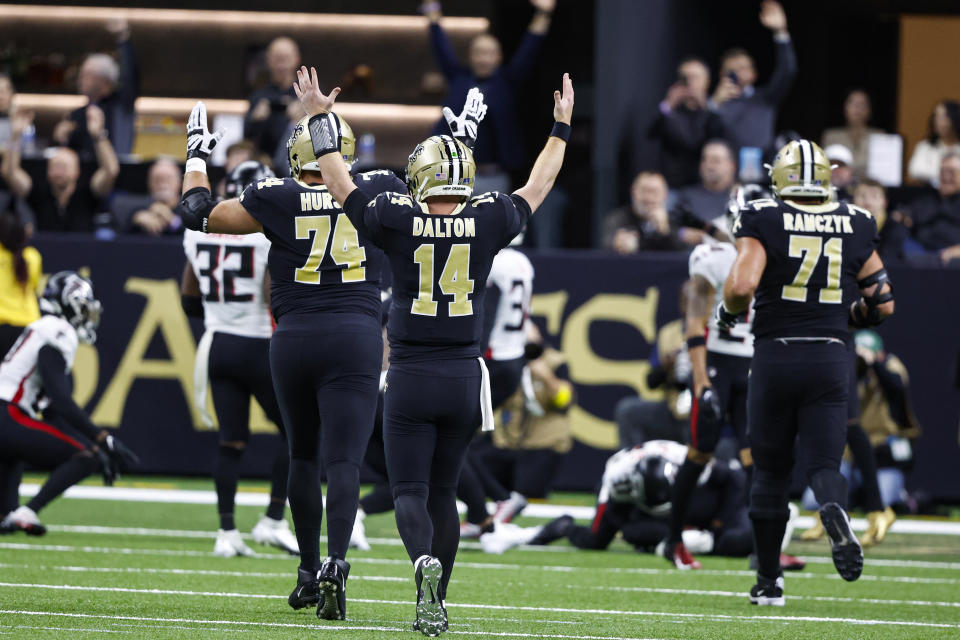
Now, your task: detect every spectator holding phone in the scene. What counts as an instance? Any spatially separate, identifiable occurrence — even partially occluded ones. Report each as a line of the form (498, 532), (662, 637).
(244, 37), (301, 157)
(709, 1), (796, 155)
(648, 58), (726, 187)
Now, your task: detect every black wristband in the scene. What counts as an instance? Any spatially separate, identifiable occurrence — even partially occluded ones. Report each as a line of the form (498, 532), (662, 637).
(550, 121), (571, 142)
(307, 113), (340, 159)
(686, 336), (706, 350)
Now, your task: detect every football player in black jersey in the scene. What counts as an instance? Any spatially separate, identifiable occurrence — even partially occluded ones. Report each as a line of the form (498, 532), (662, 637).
(178, 101), (406, 621)
(293, 65), (573, 636)
(718, 139), (894, 605)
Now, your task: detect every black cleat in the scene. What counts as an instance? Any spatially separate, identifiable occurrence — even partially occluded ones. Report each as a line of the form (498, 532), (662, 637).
(288, 567), (320, 610)
(414, 555), (447, 636)
(820, 502), (863, 582)
(316, 557), (349, 620)
(528, 515), (574, 546)
(749, 573), (785, 606)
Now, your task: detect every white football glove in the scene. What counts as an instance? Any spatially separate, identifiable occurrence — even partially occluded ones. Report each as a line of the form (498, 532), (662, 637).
(186, 101), (225, 162)
(442, 87), (487, 150)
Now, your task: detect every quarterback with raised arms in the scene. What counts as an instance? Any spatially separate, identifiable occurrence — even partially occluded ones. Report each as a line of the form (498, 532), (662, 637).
(293, 65), (572, 636)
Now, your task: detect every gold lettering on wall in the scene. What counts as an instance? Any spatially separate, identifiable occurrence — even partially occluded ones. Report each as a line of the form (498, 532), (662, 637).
(531, 288), (661, 450)
(91, 278), (203, 427)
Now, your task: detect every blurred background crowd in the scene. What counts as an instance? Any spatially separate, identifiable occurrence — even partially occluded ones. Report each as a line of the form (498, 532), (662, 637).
(0, 1), (957, 266)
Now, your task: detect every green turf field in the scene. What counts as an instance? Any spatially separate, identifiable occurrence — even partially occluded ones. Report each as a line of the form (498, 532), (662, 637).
(2, 478), (960, 639)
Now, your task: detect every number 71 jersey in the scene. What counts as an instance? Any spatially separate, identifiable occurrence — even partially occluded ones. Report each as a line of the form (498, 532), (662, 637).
(183, 229), (272, 338)
(733, 198), (878, 341)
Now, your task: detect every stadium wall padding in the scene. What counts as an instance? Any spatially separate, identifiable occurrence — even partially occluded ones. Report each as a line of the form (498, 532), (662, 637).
(34, 235), (960, 500)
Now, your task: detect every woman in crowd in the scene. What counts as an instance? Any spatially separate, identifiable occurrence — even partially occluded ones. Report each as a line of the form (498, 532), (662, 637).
(908, 100), (960, 187)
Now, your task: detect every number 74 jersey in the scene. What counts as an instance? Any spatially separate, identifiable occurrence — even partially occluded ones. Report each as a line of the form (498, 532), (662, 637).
(183, 229), (272, 338)
(733, 198), (878, 341)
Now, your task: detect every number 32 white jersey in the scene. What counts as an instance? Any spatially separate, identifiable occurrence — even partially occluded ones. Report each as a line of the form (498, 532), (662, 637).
(183, 230), (272, 339)
(486, 248), (534, 361)
(688, 242), (754, 358)
(0, 315), (78, 417)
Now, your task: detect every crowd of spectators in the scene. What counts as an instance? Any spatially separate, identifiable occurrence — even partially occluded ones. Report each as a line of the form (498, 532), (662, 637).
(607, 0), (960, 266)
(0, 4), (955, 268)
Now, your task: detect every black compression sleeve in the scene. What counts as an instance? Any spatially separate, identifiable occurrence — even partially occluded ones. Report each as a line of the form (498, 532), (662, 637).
(37, 345), (100, 441)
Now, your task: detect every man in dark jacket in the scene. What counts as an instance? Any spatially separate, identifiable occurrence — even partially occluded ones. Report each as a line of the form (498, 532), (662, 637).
(649, 57), (726, 187)
(244, 37), (301, 158)
(906, 153), (960, 263)
(709, 0), (796, 155)
(62, 19), (139, 159)
(423, 0), (555, 191)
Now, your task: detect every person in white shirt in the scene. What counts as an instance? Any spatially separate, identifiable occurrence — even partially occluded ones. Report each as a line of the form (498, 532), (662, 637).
(181, 160), (297, 557)
(907, 100), (960, 187)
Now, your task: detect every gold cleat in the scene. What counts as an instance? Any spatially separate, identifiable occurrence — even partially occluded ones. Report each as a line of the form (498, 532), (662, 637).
(862, 507), (896, 547)
(801, 513), (825, 541)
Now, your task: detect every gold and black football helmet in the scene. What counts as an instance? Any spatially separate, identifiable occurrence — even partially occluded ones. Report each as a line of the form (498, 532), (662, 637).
(287, 113), (356, 179)
(406, 135), (476, 202)
(767, 139), (832, 201)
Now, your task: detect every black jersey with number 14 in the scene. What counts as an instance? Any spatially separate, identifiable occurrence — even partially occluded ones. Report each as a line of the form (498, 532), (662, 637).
(239, 170), (404, 321)
(733, 198), (878, 341)
(342, 189), (531, 362)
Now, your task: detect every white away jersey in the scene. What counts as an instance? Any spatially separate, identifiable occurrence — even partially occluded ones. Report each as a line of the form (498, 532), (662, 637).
(599, 440), (713, 515)
(0, 315), (78, 417)
(485, 248), (534, 361)
(184, 230), (272, 338)
(688, 242), (754, 358)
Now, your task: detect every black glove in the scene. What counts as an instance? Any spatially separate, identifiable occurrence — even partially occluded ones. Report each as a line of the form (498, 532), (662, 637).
(715, 303), (739, 332)
(93, 446), (116, 486)
(103, 434), (140, 472)
(697, 387), (723, 426)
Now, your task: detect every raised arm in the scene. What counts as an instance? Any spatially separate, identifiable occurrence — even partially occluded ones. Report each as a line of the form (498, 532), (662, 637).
(513, 73), (573, 214)
(87, 105), (120, 198)
(423, 2), (466, 80)
(1, 109), (34, 199)
(179, 101), (262, 234)
(757, 0), (796, 105)
(503, 0), (554, 85)
(292, 66), (358, 207)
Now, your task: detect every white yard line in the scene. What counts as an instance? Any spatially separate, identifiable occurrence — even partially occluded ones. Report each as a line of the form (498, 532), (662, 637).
(0, 583), (958, 629)
(5, 540), (960, 576)
(0, 610), (673, 640)
(0, 562), (404, 582)
(2, 558), (957, 588)
(592, 585), (960, 607)
(1, 587), (958, 632)
(20, 483), (960, 535)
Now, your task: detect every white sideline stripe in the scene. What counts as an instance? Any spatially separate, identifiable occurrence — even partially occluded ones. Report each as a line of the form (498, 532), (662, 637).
(800, 556), (960, 570)
(0, 588), (957, 631)
(2, 558), (957, 588)
(594, 585), (960, 608)
(7, 625), (120, 634)
(0, 610), (670, 640)
(5, 540), (960, 574)
(4, 579), (958, 612)
(0, 562), (404, 582)
(20, 482), (960, 535)
(2, 573), (957, 610)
